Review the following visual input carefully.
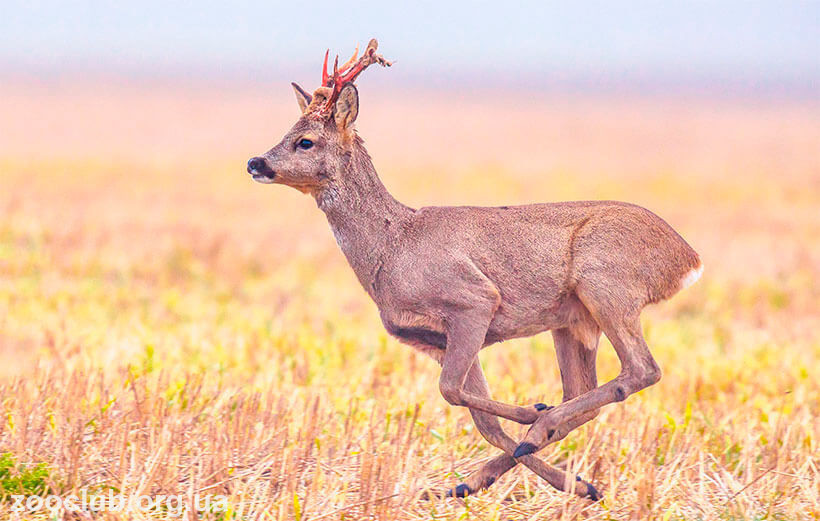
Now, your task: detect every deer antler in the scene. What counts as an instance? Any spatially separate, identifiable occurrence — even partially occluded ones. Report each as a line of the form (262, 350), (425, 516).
(310, 39), (391, 117)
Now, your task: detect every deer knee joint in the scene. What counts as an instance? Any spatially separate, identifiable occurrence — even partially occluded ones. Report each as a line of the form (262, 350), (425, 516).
(439, 382), (462, 406)
(633, 364), (662, 391)
(644, 364), (662, 386)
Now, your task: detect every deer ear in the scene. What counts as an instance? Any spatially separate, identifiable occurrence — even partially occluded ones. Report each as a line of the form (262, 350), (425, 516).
(334, 83), (359, 130)
(291, 82), (312, 113)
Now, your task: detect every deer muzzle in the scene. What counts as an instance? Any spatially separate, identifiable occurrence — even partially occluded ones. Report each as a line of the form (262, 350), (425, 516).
(247, 157), (276, 184)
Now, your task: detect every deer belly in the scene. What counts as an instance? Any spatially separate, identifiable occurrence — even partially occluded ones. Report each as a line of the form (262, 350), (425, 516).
(486, 295), (569, 342)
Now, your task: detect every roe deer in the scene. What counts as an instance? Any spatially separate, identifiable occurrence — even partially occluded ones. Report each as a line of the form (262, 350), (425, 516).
(246, 39), (702, 501)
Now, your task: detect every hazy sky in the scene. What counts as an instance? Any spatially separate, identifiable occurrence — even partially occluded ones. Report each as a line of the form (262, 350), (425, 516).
(1, 1), (818, 88)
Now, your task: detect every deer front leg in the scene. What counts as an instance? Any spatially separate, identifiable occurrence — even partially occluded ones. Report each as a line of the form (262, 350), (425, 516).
(438, 312), (544, 425)
(443, 361), (599, 501)
(447, 361), (517, 496)
(451, 327), (603, 497)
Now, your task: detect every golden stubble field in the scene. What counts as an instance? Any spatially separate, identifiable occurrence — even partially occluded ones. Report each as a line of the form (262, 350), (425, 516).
(0, 77), (818, 520)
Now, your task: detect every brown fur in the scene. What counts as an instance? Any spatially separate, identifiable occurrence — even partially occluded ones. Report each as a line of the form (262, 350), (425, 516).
(246, 41), (701, 500)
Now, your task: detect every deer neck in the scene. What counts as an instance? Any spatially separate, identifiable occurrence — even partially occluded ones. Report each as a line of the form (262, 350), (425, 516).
(315, 139), (412, 293)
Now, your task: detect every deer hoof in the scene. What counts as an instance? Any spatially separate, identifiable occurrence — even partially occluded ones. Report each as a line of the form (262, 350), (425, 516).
(533, 402), (553, 412)
(585, 483), (602, 501)
(576, 476), (602, 501)
(446, 484), (472, 498)
(513, 441), (538, 458)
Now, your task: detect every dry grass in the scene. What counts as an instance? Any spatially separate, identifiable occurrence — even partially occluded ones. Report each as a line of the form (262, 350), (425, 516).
(0, 79), (818, 520)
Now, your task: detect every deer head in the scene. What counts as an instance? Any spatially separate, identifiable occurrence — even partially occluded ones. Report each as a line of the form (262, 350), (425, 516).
(246, 39), (392, 195)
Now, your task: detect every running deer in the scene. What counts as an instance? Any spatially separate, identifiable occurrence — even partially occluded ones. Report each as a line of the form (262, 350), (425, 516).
(246, 39), (703, 501)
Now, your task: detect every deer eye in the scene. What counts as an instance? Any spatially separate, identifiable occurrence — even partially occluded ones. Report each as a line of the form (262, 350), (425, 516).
(297, 138), (314, 150)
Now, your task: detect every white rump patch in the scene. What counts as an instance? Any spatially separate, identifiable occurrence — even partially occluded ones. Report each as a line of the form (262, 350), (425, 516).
(679, 263), (704, 291)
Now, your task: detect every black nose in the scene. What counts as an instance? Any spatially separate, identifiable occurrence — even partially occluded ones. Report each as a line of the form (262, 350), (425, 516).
(247, 157), (266, 174)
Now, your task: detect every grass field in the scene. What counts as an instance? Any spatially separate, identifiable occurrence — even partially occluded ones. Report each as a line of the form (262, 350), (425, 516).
(1, 79), (818, 520)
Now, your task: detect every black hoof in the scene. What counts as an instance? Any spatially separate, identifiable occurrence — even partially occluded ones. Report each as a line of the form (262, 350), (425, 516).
(513, 442), (537, 458)
(576, 476), (601, 501)
(446, 483), (471, 498)
(533, 402), (553, 412)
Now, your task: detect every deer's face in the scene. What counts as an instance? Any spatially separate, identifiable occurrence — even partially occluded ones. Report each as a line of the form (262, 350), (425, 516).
(247, 39), (390, 195)
(247, 82), (360, 195)
(247, 117), (343, 194)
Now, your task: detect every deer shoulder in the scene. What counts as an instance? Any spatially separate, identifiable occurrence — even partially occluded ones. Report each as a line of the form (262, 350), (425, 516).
(375, 208), (502, 352)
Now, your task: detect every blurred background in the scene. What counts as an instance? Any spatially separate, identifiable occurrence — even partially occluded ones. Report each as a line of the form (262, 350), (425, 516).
(2, 1), (818, 88)
(0, 2), (818, 519)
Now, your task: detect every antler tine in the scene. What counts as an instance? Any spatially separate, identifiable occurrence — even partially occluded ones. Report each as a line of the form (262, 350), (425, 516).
(321, 50), (330, 86)
(338, 45), (359, 74)
(310, 39), (392, 116)
(336, 39), (392, 87)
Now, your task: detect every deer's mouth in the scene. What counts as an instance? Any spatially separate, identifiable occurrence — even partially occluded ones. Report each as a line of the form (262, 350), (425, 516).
(252, 172), (276, 184)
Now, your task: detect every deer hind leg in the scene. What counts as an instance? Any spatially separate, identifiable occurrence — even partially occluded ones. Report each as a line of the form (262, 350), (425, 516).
(546, 323), (601, 444)
(514, 285), (661, 458)
(439, 361), (599, 500)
